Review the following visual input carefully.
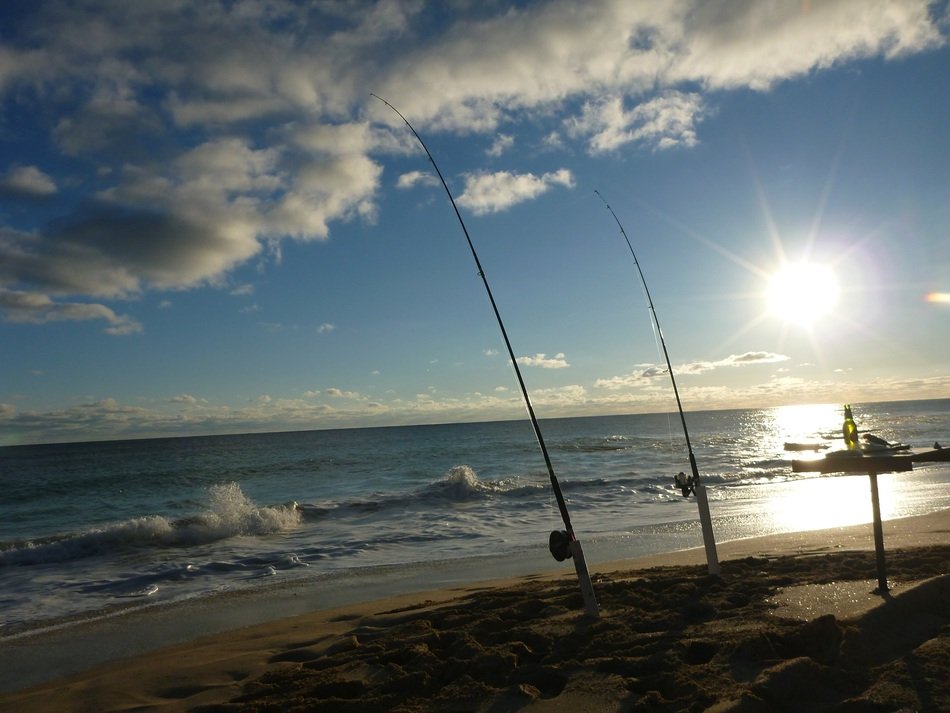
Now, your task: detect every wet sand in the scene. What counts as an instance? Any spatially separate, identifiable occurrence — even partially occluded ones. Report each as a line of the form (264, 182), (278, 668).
(2, 509), (948, 712)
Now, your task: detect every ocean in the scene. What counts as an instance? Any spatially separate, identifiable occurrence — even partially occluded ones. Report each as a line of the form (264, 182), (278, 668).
(2, 400), (949, 648)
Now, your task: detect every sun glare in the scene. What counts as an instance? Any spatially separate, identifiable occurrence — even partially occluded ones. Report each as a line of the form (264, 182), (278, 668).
(767, 262), (839, 327)
(765, 475), (899, 532)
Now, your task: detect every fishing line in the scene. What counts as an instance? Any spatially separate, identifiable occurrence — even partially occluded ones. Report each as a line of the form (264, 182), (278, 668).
(372, 94), (598, 616)
(638, 272), (679, 473)
(595, 189), (720, 575)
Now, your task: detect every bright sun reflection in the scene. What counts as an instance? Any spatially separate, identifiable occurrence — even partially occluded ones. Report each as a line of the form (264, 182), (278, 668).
(767, 262), (840, 327)
(766, 475), (899, 532)
(769, 403), (840, 450)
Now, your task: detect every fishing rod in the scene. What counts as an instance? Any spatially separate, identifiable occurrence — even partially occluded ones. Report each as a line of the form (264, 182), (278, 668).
(373, 94), (598, 616)
(595, 189), (720, 575)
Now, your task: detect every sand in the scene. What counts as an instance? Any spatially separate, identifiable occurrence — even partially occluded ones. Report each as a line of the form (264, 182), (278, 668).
(3, 509), (948, 713)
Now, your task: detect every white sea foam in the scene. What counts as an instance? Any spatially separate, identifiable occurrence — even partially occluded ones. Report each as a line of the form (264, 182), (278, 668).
(436, 465), (482, 499)
(0, 483), (300, 565)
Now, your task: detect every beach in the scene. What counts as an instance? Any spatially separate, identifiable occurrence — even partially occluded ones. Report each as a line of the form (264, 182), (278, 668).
(3, 508), (948, 713)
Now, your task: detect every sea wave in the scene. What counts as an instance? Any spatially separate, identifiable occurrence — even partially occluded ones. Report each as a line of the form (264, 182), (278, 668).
(0, 483), (300, 566)
(550, 434), (665, 453)
(423, 464), (542, 499)
(293, 464), (709, 522)
(297, 464), (547, 519)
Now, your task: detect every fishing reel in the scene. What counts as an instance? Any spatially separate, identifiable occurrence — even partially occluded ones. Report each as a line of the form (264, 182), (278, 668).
(549, 530), (573, 562)
(674, 471), (696, 497)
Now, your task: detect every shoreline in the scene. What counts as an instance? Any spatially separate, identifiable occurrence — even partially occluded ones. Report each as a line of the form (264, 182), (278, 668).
(2, 508), (947, 711)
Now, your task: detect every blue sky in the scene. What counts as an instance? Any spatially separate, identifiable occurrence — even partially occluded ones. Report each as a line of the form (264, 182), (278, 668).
(1, 0), (948, 445)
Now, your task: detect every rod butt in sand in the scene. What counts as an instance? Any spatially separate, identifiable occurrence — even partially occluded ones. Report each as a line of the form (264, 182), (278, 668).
(569, 539), (599, 618)
(694, 482), (720, 575)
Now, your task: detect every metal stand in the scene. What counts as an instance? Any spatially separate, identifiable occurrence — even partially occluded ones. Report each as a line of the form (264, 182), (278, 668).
(792, 454), (913, 592)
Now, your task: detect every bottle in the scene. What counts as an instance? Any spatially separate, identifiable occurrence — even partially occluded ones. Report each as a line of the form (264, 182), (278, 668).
(842, 404), (859, 450)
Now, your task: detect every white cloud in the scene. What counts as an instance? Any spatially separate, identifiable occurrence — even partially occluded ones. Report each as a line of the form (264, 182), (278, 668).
(4, 2), (941, 144)
(396, 170), (439, 189)
(530, 384), (589, 405)
(268, 124), (382, 239)
(718, 352), (790, 367)
(567, 92), (704, 153)
(596, 364), (666, 390)
(0, 126), (381, 322)
(457, 169), (575, 215)
(517, 352), (570, 369)
(325, 388), (361, 399)
(670, 0), (943, 91)
(486, 134), (514, 157)
(317, 322), (336, 333)
(0, 165), (57, 197)
(55, 83), (159, 157)
(596, 352), (790, 389)
(0, 289), (142, 335)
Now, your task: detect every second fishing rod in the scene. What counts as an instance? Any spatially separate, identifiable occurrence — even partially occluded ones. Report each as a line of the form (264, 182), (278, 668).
(596, 190), (720, 575)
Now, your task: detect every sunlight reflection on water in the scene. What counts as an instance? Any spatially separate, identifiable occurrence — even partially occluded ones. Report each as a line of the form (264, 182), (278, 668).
(768, 403), (842, 451)
(763, 473), (900, 531)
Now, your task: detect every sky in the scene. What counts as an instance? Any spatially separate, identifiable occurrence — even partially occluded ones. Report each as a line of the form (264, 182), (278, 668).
(1, 0), (949, 446)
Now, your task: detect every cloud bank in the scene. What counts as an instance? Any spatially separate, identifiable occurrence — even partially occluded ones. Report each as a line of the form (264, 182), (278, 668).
(6, 369), (949, 446)
(0, 0), (943, 331)
(596, 352), (790, 389)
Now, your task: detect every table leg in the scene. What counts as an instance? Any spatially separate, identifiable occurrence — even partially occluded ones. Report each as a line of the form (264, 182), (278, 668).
(868, 472), (888, 592)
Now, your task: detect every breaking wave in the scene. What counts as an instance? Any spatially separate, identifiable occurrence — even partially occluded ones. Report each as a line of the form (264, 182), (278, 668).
(0, 483), (300, 566)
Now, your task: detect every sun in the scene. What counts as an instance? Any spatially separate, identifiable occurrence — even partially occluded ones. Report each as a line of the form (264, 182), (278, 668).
(767, 262), (840, 327)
